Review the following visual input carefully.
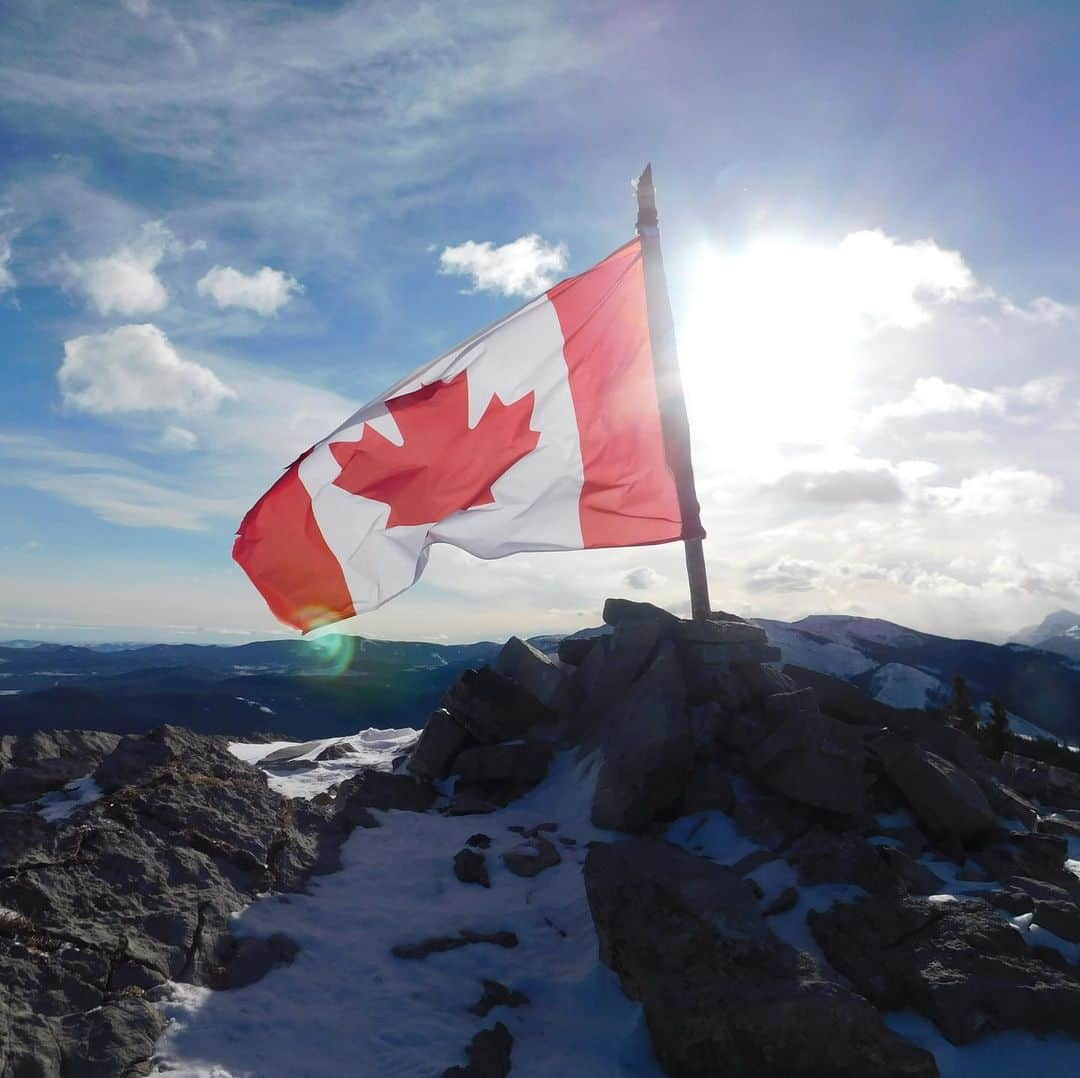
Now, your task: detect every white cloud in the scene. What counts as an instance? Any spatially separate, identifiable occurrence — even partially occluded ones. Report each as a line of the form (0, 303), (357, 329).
(871, 376), (1006, 422)
(160, 425), (198, 451)
(746, 558), (823, 593)
(196, 265), (302, 316)
(769, 466), (905, 506)
(0, 432), (235, 531)
(0, 231), (15, 293)
(871, 375), (1068, 423)
(439, 234), (568, 297)
(61, 221), (184, 316)
(624, 567), (665, 591)
(58, 324), (235, 416)
(927, 468), (1061, 516)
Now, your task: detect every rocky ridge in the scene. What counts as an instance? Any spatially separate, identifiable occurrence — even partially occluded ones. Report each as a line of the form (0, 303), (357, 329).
(1, 598), (1079, 1075)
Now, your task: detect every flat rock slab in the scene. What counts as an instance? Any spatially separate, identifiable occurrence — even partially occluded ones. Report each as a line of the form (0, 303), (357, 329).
(392, 930), (519, 960)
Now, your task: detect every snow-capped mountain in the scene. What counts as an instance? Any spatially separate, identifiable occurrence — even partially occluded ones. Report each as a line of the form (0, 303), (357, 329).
(1010, 610), (1080, 662)
(756, 614), (1080, 744)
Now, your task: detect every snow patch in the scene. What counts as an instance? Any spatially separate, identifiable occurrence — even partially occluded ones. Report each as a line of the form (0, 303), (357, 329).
(756, 622), (877, 679)
(869, 663), (946, 709)
(36, 775), (102, 823)
(154, 751), (661, 1077)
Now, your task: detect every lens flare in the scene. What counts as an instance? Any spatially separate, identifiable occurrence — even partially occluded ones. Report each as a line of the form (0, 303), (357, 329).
(305, 630), (357, 676)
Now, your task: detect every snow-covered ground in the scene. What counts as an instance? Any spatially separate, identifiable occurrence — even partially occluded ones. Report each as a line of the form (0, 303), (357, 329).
(228, 728), (419, 799)
(154, 749), (660, 1077)
(869, 663), (947, 710)
(151, 732), (1080, 1077)
(754, 621), (877, 678)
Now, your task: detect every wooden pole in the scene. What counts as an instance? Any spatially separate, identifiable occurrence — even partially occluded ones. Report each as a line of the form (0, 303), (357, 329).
(635, 163), (711, 621)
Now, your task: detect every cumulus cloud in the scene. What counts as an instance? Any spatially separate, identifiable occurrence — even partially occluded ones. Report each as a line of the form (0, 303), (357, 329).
(927, 468), (1061, 516)
(196, 265), (302, 316)
(870, 375), (1069, 424)
(769, 466), (905, 506)
(58, 324), (235, 416)
(871, 377), (1006, 422)
(624, 567), (665, 590)
(439, 234), (568, 297)
(61, 221), (185, 316)
(746, 558), (823, 593)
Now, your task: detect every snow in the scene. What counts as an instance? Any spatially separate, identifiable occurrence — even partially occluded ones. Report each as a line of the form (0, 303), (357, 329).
(869, 663), (946, 709)
(153, 735), (1080, 1076)
(36, 775), (102, 823)
(227, 728), (419, 799)
(1010, 912), (1080, 964)
(794, 615), (925, 649)
(153, 751), (661, 1077)
(755, 622), (877, 678)
(886, 1012), (1079, 1077)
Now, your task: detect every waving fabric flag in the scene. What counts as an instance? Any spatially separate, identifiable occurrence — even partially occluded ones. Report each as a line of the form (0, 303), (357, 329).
(234, 236), (701, 631)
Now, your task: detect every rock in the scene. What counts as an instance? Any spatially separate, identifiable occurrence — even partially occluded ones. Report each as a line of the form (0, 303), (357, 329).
(258, 739), (326, 765)
(784, 830), (895, 893)
(1032, 900), (1080, 943)
(974, 831), (1069, 884)
(876, 847), (946, 896)
(0, 730), (122, 806)
(875, 738), (996, 842)
(810, 893), (1080, 1044)
(762, 887), (798, 916)
(454, 849), (490, 888)
(208, 932), (300, 990)
(1006, 876), (1074, 904)
(443, 1021), (513, 1078)
(391, 930), (518, 960)
(443, 667), (556, 744)
(1037, 814), (1080, 839)
(982, 781), (1040, 829)
(440, 796), (499, 817)
(468, 979), (530, 1017)
(1000, 754), (1080, 812)
(782, 666), (901, 727)
(681, 761), (735, 815)
(0, 725), (368, 1078)
(495, 636), (568, 711)
(557, 635), (603, 666)
(452, 741), (554, 805)
(986, 889), (1034, 916)
(314, 741), (357, 762)
(591, 642), (693, 833)
(749, 690), (866, 815)
(336, 769), (436, 821)
(732, 784), (812, 851)
(602, 597), (680, 629)
(502, 834), (561, 877)
(466, 833), (492, 849)
(584, 839), (938, 1077)
(408, 708), (470, 780)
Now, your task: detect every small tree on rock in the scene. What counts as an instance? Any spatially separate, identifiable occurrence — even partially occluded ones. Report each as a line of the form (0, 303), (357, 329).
(950, 674), (978, 735)
(985, 697), (1009, 761)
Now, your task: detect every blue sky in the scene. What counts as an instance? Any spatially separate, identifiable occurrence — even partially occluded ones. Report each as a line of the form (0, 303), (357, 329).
(1, 0), (1079, 644)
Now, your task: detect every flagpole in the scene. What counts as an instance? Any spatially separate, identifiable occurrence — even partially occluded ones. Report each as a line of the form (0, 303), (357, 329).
(635, 163), (711, 621)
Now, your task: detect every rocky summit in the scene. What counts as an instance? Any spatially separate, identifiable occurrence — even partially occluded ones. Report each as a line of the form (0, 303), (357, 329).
(2, 600), (1080, 1076)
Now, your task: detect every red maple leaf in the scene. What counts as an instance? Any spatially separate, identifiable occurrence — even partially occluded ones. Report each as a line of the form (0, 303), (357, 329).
(329, 371), (540, 527)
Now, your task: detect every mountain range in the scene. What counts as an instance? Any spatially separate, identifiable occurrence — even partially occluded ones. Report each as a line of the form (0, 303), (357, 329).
(2, 612), (1078, 743)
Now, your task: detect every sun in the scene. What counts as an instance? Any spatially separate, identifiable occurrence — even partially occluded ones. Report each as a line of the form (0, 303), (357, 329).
(678, 238), (862, 462)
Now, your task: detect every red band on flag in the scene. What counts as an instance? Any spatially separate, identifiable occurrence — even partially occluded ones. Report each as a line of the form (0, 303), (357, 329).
(232, 459), (355, 632)
(547, 238), (683, 548)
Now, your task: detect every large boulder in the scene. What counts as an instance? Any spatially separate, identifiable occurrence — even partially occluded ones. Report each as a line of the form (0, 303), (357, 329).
(584, 839), (938, 1077)
(591, 642), (693, 833)
(408, 709), (470, 781)
(749, 689), (865, 815)
(495, 637), (568, 712)
(874, 738), (996, 842)
(0, 730), (122, 806)
(443, 668), (556, 744)
(452, 741), (554, 806)
(810, 893), (1080, 1044)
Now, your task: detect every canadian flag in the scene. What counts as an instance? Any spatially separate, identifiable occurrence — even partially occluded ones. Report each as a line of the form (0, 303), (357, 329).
(234, 237), (702, 631)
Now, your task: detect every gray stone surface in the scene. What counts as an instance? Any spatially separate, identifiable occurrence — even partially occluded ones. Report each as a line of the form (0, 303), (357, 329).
(591, 642), (693, 833)
(407, 708), (470, 781)
(495, 636), (568, 711)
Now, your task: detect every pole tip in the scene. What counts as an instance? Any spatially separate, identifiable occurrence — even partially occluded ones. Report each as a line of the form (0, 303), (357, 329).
(635, 163), (657, 232)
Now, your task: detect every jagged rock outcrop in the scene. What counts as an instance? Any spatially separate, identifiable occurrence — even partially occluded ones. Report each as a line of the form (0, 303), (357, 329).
(585, 839), (939, 1077)
(0, 723), (432, 1075)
